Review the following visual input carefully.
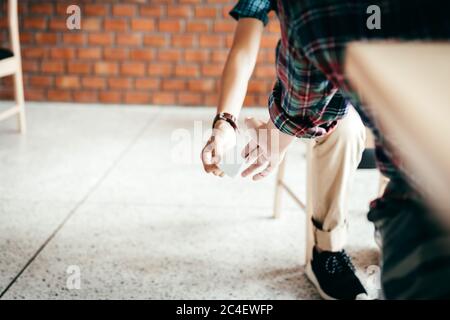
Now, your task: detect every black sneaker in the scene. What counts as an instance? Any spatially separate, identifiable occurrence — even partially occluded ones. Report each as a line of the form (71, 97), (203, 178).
(306, 247), (369, 300)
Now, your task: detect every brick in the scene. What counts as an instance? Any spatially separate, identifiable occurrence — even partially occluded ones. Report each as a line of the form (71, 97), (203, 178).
(117, 33), (142, 46)
(130, 49), (155, 61)
(260, 35), (279, 48)
(144, 35), (167, 47)
(211, 50), (228, 63)
(140, 6), (163, 17)
(22, 61), (39, 72)
(94, 62), (119, 75)
(112, 4), (135, 16)
(99, 91), (122, 103)
(29, 75), (53, 87)
(184, 50), (210, 62)
(243, 95), (258, 106)
(247, 80), (270, 93)
(199, 35), (224, 48)
(108, 78), (132, 90)
(148, 63), (173, 76)
(25, 89), (46, 101)
(67, 62), (92, 74)
(162, 79), (186, 90)
(48, 90), (71, 102)
(131, 19), (155, 31)
(178, 93), (203, 106)
(151, 92), (176, 105)
(167, 5), (192, 18)
(48, 19), (67, 31)
(204, 94), (218, 106)
(56, 76), (80, 89)
(88, 33), (113, 46)
(195, 7), (217, 18)
(158, 20), (182, 33)
(30, 3), (54, 14)
(179, 0), (202, 3)
(186, 21), (209, 32)
(82, 77), (106, 89)
(73, 91), (98, 103)
(51, 48), (76, 59)
(135, 79), (160, 90)
(221, 5), (234, 18)
(85, 4), (108, 16)
(77, 48), (102, 60)
(201, 64), (223, 77)
(104, 19), (128, 32)
(188, 79), (215, 92)
(20, 32), (34, 44)
(157, 49), (181, 62)
(121, 62), (146, 76)
(24, 18), (47, 29)
(104, 48), (128, 60)
(82, 18), (101, 31)
(125, 91), (151, 104)
(172, 34), (195, 47)
(35, 32), (57, 44)
(175, 65), (199, 77)
(22, 48), (47, 59)
(41, 61), (65, 74)
(213, 21), (235, 33)
(63, 33), (85, 45)
(254, 65), (275, 78)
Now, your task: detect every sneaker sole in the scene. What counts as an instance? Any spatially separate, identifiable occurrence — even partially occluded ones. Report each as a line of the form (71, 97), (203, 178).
(305, 262), (337, 300)
(306, 262), (371, 300)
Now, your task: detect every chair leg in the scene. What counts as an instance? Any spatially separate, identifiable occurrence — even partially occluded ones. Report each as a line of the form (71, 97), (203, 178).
(13, 70), (26, 134)
(273, 156), (287, 219)
(304, 140), (315, 265)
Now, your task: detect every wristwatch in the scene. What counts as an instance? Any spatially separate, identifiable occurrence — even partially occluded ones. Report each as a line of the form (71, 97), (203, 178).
(212, 112), (238, 132)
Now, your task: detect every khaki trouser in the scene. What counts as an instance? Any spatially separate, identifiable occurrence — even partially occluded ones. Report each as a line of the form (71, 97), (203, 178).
(309, 107), (366, 252)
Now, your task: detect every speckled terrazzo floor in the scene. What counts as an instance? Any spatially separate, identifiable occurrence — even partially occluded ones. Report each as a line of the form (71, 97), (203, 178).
(0, 102), (380, 299)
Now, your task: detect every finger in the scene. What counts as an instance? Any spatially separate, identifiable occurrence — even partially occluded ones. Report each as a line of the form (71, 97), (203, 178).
(241, 140), (258, 158)
(253, 163), (275, 181)
(244, 117), (264, 131)
(212, 167), (224, 177)
(245, 146), (262, 164)
(241, 156), (267, 178)
(201, 140), (215, 166)
(203, 163), (219, 174)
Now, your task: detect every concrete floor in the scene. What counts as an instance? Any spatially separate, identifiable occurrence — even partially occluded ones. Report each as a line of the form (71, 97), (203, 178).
(0, 102), (380, 299)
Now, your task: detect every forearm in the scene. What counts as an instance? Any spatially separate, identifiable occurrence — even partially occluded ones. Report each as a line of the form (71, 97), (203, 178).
(217, 50), (254, 118)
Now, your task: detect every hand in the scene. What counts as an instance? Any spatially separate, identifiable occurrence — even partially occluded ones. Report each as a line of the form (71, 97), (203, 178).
(201, 120), (237, 177)
(241, 117), (294, 181)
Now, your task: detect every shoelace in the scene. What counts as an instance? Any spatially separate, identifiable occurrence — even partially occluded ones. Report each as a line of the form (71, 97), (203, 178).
(324, 251), (356, 275)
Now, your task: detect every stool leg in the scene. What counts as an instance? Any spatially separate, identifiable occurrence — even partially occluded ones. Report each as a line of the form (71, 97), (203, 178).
(273, 156), (287, 219)
(305, 140), (315, 265)
(14, 69), (26, 134)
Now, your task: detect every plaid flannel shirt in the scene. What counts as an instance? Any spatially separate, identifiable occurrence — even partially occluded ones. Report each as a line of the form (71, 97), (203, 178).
(231, 0), (349, 140)
(230, 0), (450, 184)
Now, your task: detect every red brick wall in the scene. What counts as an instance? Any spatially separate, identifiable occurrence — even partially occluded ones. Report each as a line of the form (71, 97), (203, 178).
(0, 0), (279, 106)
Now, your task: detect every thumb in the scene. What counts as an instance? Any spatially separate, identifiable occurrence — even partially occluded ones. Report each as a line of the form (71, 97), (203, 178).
(244, 117), (264, 142)
(244, 117), (263, 130)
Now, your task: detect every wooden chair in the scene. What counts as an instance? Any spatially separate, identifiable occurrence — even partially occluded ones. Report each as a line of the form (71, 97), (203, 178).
(273, 131), (387, 264)
(0, 0), (26, 133)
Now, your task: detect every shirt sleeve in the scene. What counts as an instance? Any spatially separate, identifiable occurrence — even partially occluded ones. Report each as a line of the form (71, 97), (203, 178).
(229, 0), (274, 26)
(268, 81), (347, 139)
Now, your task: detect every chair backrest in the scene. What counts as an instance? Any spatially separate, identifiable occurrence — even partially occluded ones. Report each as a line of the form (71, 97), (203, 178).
(8, 0), (20, 58)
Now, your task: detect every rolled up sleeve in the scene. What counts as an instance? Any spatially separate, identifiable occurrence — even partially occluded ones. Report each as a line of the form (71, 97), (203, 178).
(268, 81), (347, 139)
(229, 0), (274, 26)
